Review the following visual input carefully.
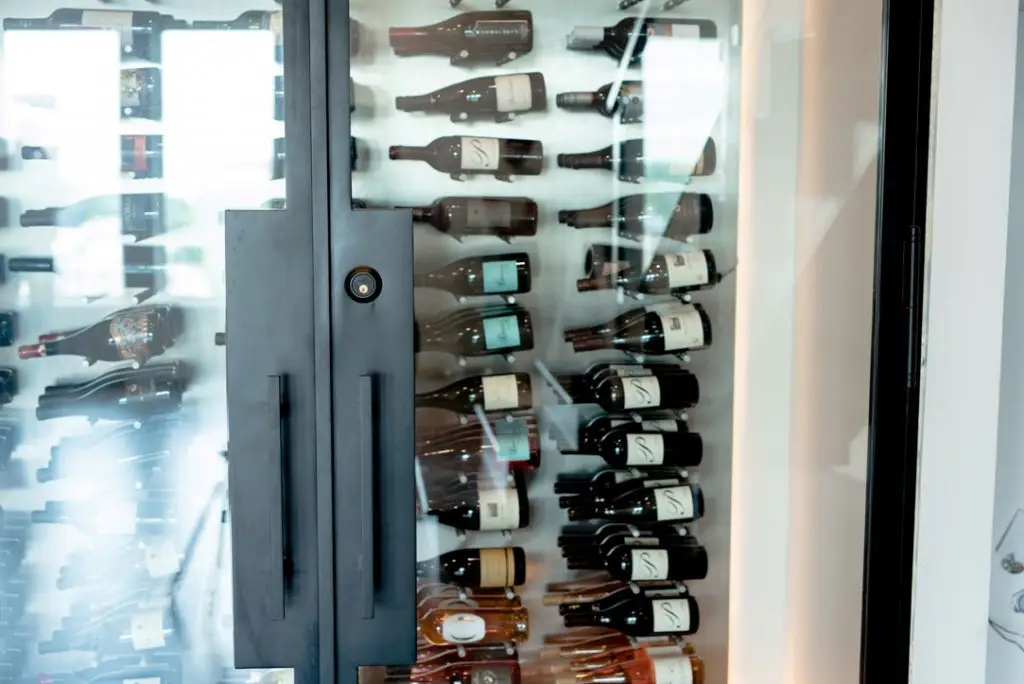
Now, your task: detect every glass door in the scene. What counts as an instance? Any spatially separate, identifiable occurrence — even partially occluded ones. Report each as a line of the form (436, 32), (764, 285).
(0, 2), (303, 683)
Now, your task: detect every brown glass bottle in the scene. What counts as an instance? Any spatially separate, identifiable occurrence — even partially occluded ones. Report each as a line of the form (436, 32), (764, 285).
(416, 306), (535, 359)
(556, 82), (644, 123)
(397, 73), (547, 123)
(389, 11), (533, 66)
(558, 139), (717, 184)
(558, 193), (713, 241)
(390, 136), (543, 181)
(577, 247), (718, 296)
(572, 306), (713, 357)
(416, 373), (532, 414)
(417, 547), (527, 588)
(406, 197), (539, 241)
(565, 17), (718, 65)
(562, 594), (699, 636)
(415, 254), (532, 300)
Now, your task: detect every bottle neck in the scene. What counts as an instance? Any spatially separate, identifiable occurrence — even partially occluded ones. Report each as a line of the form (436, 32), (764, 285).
(4, 18), (49, 29)
(389, 145), (431, 162)
(415, 557), (438, 578)
(388, 25), (432, 52)
(408, 206), (436, 224)
(556, 91), (600, 110)
(395, 94), (434, 112)
(17, 341), (59, 359)
(576, 276), (614, 293)
(559, 207), (611, 229)
(20, 207), (57, 227)
(572, 334), (611, 353)
(558, 150), (612, 170)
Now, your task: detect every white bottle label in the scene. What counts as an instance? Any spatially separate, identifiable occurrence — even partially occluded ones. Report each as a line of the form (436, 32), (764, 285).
(622, 376), (662, 409)
(642, 419), (680, 432)
(652, 655), (695, 684)
(81, 11), (135, 51)
(626, 433), (666, 465)
(659, 309), (705, 351)
(494, 74), (534, 113)
(130, 610), (166, 650)
(654, 486), (695, 521)
(465, 199), (513, 229)
(482, 260), (520, 293)
(493, 418), (531, 462)
(630, 548), (670, 580)
(651, 598), (692, 633)
(477, 488), (521, 530)
(613, 467), (644, 484)
(665, 252), (710, 289)
(471, 664), (515, 684)
(441, 613), (487, 643)
(143, 539), (179, 578)
(482, 374), (521, 411)
(482, 315), (522, 350)
(461, 137), (502, 171)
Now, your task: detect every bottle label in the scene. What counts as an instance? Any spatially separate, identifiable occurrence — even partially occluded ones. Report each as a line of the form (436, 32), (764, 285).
(470, 19), (531, 40)
(482, 374), (521, 411)
(642, 419), (679, 432)
(81, 11), (135, 51)
(494, 74), (535, 112)
(143, 539), (179, 578)
(96, 501), (138, 535)
(654, 486), (695, 522)
(613, 467), (644, 483)
(665, 252), (710, 289)
(617, 83), (644, 122)
(622, 376), (662, 409)
(477, 488), (521, 530)
(646, 22), (702, 40)
(659, 310), (705, 351)
(482, 315), (522, 350)
(652, 656), (695, 684)
(441, 613), (487, 643)
(466, 199), (513, 229)
(130, 610), (167, 650)
(493, 418), (530, 462)
(110, 309), (154, 363)
(651, 598), (692, 633)
(121, 69), (147, 111)
(482, 260), (520, 293)
(471, 664), (515, 684)
(124, 135), (150, 175)
(630, 549), (670, 580)
(626, 433), (666, 465)
(608, 364), (653, 377)
(461, 137), (502, 171)
(478, 548), (517, 587)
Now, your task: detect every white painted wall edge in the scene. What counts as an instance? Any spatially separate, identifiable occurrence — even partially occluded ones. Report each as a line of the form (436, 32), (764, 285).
(911, 0), (1018, 682)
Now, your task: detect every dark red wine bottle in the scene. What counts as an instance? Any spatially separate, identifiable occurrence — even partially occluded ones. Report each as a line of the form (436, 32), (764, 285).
(417, 547), (527, 588)
(19, 194), (191, 242)
(588, 371), (700, 412)
(557, 582), (690, 616)
(416, 373), (532, 414)
(599, 544), (708, 582)
(405, 196), (539, 241)
(1, 9), (188, 63)
(397, 72), (547, 123)
(390, 136), (543, 181)
(18, 305), (182, 368)
(417, 306), (534, 359)
(564, 304), (694, 345)
(588, 430), (703, 468)
(429, 472), (530, 531)
(554, 464), (688, 495)
(566, 414), (688, 455)
(566, 17), (717, 65)
(578, 247), (719, 296)
(562, 593), (700, 636)
(35, 362), (187, 423)
(559, 471), (692, 512)
(415, 253), (531, 300)
(567, 483), (704, 525)
(389, 10), (533, 66)
(193, 10), (284, 63)
(417, 412), (540, 471)
(558, 193), (713, 240)
(558, 138), (717, 183)
(121, 68), (160, 119)
(556, 81), (644, 123)
(573, 304), (712, 357)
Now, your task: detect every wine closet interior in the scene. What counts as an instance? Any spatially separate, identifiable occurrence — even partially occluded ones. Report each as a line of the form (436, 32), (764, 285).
(0, 0), (739, 683)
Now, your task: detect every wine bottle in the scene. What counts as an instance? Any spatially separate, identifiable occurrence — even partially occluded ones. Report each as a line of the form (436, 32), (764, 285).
(121, 135), (163, 179)
(569, 414), (689, 455)
(35, 362), (187, 423)
(581, 431), (703, 469)
(19, 194), (192, 242)
(390, 136), (543, 181)
(418, 415), (541, 470)
(563, 531), (699, 570)
(554, 464), (688, 495)
(404, 660), (521, 684)
(429, 474), (530, 531)
(558, 138), (717, 183)
(39, 420), (177, 485)
(560, 651), (704, 684)
(38, 606), (178, 654)
(275, 74), (285, 121)
(417, 547), (527, 588)
(417, 306), (534, 359)
(556, 81), (644, 123)
(419, 606), (529, 646)
(389, 11), (534, 66)
(193, 10), (284, 63)
(581, 246), (716, 296)
(562, 593), (699, 636)
(121, 68), (161, 119)
(565, 305), (694, 346)
(570, 645), (702, 678)
(566, 17), (717, 65)
(573, 306), (712, 357)
(406, 197), (539, 241)
(596, 545), (708, 583)
(556, 582), (689, 616)
(1, 9), (188, 63)
(416, 373), (532, 414)
(567, 484), (704, 524)
(57, 538), (180, 589)
(397, 73), (547, 123)
(415, 253), (532, 301)
(573, 371), (698, 413)
(558, 193), (713, 241)
(18, 305), (182, 368)
(559, 472), (691, 512)
(558, 522), (692, 551)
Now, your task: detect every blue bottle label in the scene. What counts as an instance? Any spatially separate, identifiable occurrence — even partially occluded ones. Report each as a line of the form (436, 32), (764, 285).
(482, 315), (521, 350)
(493, 418), (531, 462)
(482, 260), (519, 293)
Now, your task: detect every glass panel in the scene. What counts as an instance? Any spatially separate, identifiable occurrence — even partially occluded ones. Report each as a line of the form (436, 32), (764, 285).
(0, 2), (291, 683)
(351, 0), (883, 681)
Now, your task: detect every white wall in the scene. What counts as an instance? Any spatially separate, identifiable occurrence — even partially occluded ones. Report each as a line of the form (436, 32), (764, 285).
(911, 0), (1019, 682)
